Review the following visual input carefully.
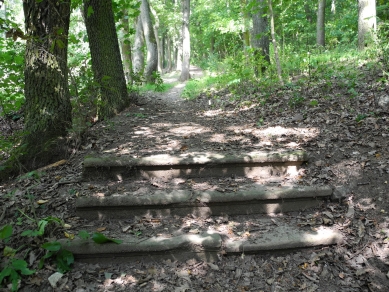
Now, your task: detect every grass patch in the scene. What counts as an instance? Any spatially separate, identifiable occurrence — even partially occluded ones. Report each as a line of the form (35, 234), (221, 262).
(138, 82), (176, 93)
(181, 73), (239, 100)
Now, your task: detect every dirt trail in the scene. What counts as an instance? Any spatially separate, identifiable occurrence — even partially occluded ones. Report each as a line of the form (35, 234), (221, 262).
(1, 65), (389, 291)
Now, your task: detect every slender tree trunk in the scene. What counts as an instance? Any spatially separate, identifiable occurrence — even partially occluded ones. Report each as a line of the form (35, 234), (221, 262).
(316, 0), (326, 47)
(133, 16), (145, 76)
(251, 0), (270, 76)
(179, 0), (190, 81)
(358, 0), (376, 50)
(241, 0), (250, 48)
(331, 0), (336, 14)
(304, 1), (314, 23)
(140, 0), (158, 83)
(21, 0), (72, 168)
(83, 0), (129, 119)
(150, 4), (163, 72)
(268, 0), (283, 85)
(167, 36), (172, 71)
(120, 9), (133, 84)
(175, 33), (183, 71)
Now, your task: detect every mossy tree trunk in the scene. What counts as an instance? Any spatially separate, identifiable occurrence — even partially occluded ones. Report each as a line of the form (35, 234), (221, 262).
(83, 0), (129, 119)
(251, 0), (270, 76)
(21, 0), (72, 168)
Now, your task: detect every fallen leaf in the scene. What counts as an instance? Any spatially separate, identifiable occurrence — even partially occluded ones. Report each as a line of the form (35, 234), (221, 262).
(96, 227), (106, 232)
(64, 232), (75, 240)
(37, 200), (49, 205)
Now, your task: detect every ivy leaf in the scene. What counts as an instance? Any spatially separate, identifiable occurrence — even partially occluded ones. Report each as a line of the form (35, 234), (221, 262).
(87, 5), (94, 17)
(78, 230), (90, 240)
(56, 249), (74, 273)
(92, 232), (122, 244)
(56, 39), (65, 49)
(41, 241), (61, 252)
(0, 224), (13, 242)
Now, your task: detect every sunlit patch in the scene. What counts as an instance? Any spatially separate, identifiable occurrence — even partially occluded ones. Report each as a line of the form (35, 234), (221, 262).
(202, 109), (223, 117)
(209, 133), (226, 143)
(169, 124), (209, 135)
(358, 198), (376, 211)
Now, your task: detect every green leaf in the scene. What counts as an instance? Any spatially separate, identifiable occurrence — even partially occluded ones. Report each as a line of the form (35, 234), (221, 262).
(56, 27), (64, 35)
(78, 230), (90, 240)
(41, 241), (61, 252)
(0, 225), (12, 242)
(87, 5), (94, 17)
(0, 267), (12, 284)
(56, 39), (65, 49)
(56, 249), (74, 273)
(10, 269), (21, 292)
(37, 220), (49, 236)
(3, 246), (16, 257)
(92, 233), (122, 244)
(13, 55), (24, 65)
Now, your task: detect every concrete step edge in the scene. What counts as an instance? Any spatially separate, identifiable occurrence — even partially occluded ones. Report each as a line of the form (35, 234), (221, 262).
(83, 150), (309, 169)
(59, 227), (343, 264)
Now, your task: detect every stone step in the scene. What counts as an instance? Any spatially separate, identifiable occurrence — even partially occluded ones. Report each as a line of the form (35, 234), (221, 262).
(76, 185), (332, 220)
(60, 225), (343, 264)
(82, 150), (308, 181)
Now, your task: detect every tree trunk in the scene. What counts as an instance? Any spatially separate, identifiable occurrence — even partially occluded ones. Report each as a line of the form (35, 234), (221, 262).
(21, 0), (72, 168)
(331, 0), (336, 14)
(83, 0), (129, 119)
(251, 0), (270, 76)
(316, 0), (326, 47)
(140, 0), (158, 83)
(150, 4), (163, 72)
(175, 33), (183, 71)
(133, 16), (145, 77)
(120, 9), (133, 85)
(358, 0), (376, 50)
(167, 36), (172, 71)
(268, 0), (283, 85)
(179, 0), (190, 81)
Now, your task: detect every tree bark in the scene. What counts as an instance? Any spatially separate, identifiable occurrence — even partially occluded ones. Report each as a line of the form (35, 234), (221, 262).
(179, 0), (190, 81)
(120, 9), (133, 84)
(316, 0), (326, 47)
(251, 0), (270, 76)
(21, 0), (72, 168)
(268, 0), (283, 85)
(83, 0), (129, 119)
(150, 4), (163, 72)
(140, 0), (158, 83)
(358, 0), (376, 50)
(133, 15), (145, 76)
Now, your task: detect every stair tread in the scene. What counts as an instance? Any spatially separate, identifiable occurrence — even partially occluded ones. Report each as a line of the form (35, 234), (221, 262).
(60, 222), (343, 263)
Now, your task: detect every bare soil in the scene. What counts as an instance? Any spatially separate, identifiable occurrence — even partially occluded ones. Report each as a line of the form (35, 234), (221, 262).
(1, 65), (389, 291)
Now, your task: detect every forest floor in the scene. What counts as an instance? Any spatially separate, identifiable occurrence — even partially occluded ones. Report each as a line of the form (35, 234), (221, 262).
(1, 65), (389, 291)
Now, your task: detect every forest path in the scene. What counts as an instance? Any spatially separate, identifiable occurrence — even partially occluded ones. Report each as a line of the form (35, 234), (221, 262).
(142, 65), (204, 105)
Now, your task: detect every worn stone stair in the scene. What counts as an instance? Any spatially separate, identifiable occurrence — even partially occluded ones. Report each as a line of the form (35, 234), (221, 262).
(82, 150), (308, 180)
(64, 149), (343, 263)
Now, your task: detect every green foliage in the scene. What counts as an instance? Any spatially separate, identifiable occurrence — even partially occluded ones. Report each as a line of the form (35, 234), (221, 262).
(355, 113), (368, 123)
(0, 258), (35, 292)
(40, 242), (74, 273)
(78, 230), (123, 244)
(0, 216), (74, 290)
(0, 224), (13, 243)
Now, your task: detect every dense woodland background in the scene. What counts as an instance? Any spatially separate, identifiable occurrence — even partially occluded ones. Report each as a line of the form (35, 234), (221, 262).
(0, 0), (387, 173)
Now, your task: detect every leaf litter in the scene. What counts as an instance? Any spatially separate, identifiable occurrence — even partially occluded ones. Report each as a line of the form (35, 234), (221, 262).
(1, 67), (389, 291)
